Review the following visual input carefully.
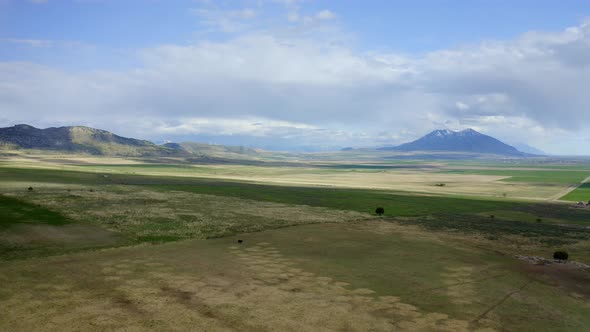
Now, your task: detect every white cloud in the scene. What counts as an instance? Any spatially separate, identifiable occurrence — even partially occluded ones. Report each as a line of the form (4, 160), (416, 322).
(298, 10), (337, 25)
(455, 101), (470, 111)
(156, 118), (317, 137)
(2, 18), (590, 153)
(315, 10), (335, 20)
(192, 8), (258, 33)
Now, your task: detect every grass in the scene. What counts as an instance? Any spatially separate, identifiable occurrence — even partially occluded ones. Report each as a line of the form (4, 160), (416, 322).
(0, 194), (70, 229)
(561, 183), (590, 202)
(238, 223), (590, 331)
(2, 161), (581, 200)
(3, 164), (590, 261)
(153, 181), (590, 226)
(0, 184), (367, 259)
(0, 194), (125, 260)
(2, 155), (590, 330)
(442, 169), (590, 184)
(1, 222), (588, 331)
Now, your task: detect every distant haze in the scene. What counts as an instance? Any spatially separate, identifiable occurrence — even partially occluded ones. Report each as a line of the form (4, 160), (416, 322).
(1, 1), (590, 154)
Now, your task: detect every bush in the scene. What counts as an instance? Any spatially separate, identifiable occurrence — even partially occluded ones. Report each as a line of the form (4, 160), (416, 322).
(490, 215), (495, 220)
(375, 207), (385, 216)
(27, 187), (33, 191)
(553, 251), (568, 261)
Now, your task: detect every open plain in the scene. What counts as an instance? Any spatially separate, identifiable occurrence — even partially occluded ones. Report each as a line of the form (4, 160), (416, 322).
(1, 153), (590, 331)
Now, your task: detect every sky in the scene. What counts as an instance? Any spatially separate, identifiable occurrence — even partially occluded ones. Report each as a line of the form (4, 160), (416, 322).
(1, 0), (590, 154)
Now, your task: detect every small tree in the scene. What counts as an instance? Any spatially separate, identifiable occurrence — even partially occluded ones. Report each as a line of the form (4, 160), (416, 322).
(553, 251), (568, 261)
(375, 207), (385, 216)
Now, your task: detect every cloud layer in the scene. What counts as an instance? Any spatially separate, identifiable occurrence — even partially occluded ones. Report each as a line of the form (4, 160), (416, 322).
(1, 6), (590, 153)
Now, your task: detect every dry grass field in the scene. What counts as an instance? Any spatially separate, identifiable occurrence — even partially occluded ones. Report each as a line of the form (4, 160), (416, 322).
(3, 153), (589, 200)
(1, 222), (589, 332)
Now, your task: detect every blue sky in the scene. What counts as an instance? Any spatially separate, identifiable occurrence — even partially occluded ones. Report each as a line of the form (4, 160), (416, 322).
(1, 0), (590, 153)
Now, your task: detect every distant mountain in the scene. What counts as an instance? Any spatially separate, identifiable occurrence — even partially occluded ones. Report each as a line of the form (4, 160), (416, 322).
(379, 129), (524, 156)
(512, 143), (546, 156)
(0, 124), (176, 156)
(0, 124), (265, 158)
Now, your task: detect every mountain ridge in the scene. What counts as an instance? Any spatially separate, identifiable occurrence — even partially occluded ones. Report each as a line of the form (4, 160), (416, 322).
(0, 124), (263, 158)
(0, 124), (176, 156)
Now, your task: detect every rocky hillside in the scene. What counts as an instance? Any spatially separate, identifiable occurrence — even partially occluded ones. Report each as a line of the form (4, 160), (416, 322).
(0, 124), (177, 156)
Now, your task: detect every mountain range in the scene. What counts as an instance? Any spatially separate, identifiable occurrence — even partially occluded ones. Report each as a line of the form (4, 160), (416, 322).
(0, 124), (541, 157)
(379, 128), (530, 156)
(0, 124), (176, 156)
(0, 124), (257, 157)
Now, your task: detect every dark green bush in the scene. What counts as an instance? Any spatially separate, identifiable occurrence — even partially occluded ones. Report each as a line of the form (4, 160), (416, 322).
(553, 251), (568, 260)
(375, 207), (385, 216)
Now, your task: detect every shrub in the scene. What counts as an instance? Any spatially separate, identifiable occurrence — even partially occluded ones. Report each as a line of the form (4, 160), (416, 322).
(553, 251), (568, 261)
(27, 187), (33, 191)
(490, 215), (495, 220)
(375, 207), (385, 216)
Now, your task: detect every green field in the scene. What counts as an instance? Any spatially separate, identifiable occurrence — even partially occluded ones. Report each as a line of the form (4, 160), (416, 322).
(1, 156), (590, 331)
(561, 183), (590, 202)
(442, 169), (590, 184)
(0, 195), (70, 229)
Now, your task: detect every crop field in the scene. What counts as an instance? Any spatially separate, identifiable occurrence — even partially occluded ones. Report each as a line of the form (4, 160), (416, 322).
(561, 183), (590, 202)
(1, 154), (590, 331)
(441, 169), (590, 184)
(3, 154), (590, 200)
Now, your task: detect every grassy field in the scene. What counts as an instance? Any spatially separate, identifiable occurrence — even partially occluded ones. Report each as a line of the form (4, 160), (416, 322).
(1, 222), (589, 331)
(4, 154), (590, 200)
(561, 183), (590, 202)
(442, 169), (590, 184)
(1, 154), (590, 331)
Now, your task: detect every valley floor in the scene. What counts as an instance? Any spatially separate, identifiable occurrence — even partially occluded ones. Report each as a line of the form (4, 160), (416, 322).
(1, 154), (590, 331)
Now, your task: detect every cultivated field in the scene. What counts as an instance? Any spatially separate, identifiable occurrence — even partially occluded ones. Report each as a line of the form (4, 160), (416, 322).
(1, 153), (590, 331)
(2, 153), (590, 201)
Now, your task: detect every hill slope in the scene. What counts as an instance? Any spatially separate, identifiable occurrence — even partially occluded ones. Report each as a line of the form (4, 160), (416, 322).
(512, 143), (546, 156)
(0, 124), (175, 156)
(381, 129), (524, 156)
